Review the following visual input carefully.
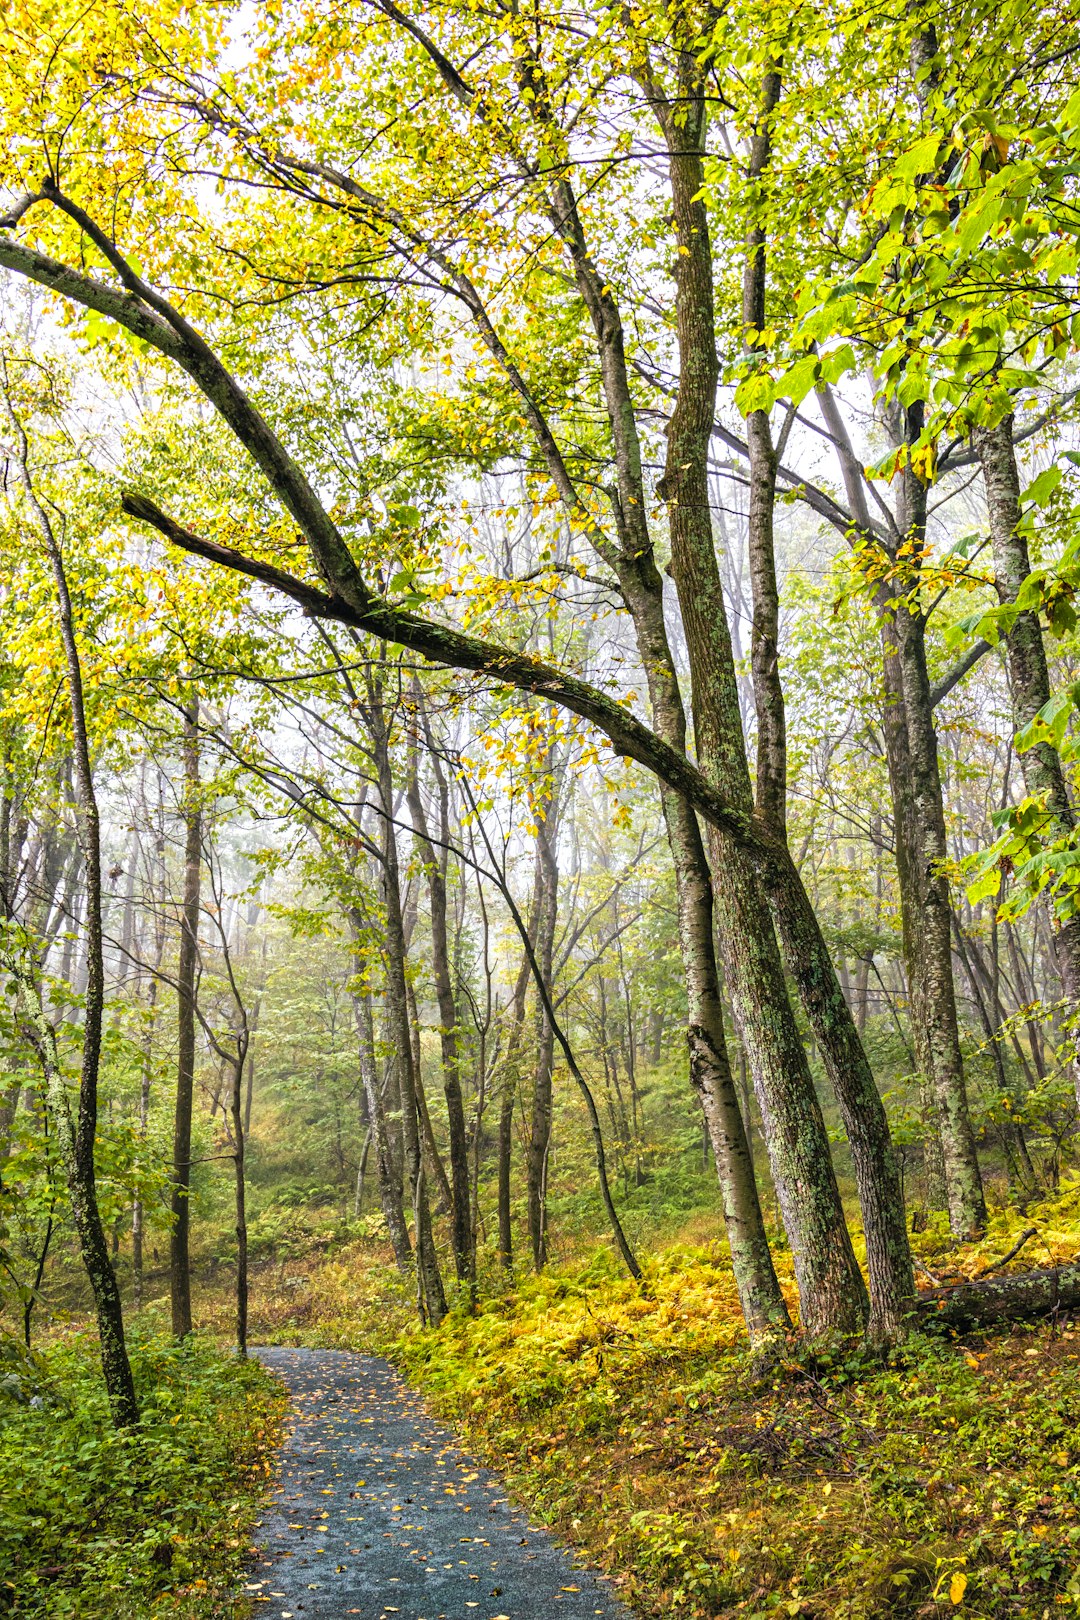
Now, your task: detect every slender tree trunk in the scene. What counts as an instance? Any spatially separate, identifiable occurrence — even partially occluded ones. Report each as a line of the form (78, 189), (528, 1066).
(405, 973), (454, 1215)
(9, 428), (138, 1425)
(527, 779), (559, 1272)
(229, 1054), (248, 1357)
(132, 968), (158, 1310)
(498, 892), (537, 1270)
(369, 674), (447, 1324)
(133, 779), (167, 1310)
(951, 913), (1038, 1195)
(496, 1076), (514, 1268)
(888, 559), (986, 1236)
(243, 984), (263, 1137)
(813, 378), (981, 1235)
(171, 698), (201, 1339)
(978, 416), (1080, 1112)
(407, 750), (474, 1291)
(876, 613), (948, 1209)
(351, 937), (411, 1270)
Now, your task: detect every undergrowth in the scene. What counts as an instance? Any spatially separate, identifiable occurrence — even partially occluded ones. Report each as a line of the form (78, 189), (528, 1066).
(142, 1180), (1080, 1617)
(0, 1332), (285, 1619)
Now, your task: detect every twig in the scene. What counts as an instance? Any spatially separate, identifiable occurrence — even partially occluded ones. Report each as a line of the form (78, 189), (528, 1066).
(975, 1228), (1038, 1279)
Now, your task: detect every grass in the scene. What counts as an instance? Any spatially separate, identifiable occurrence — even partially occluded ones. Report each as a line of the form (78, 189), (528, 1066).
(0, 1331), (286, 1619)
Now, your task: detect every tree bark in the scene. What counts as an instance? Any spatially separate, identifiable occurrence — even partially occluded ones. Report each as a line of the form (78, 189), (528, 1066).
(732, 61), (913, 1340)
(889, 571), (986, 1236)
(499, 930), (534, 1271)
(350, 922), (412, 1270)
(407, 749), (474, 1292)
(650, 57), (867, 1338)
(816, 376), (985, 1237)
(229, 1051), (248, 1357)
(172, 697), (201, 1339)
(369, 672), (447, 1324)
(132, 963), (158, 1309)
(917, 1262), (1080, 1332)
(526, 775), (559, 1272)
(133, 792), (167, 1311)
(8, 424), (138, 1425)
(977, 416), (1080, 1113)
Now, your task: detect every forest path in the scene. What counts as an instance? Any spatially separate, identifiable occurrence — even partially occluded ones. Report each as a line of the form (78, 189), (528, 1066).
(248, 1347), (633, 1620)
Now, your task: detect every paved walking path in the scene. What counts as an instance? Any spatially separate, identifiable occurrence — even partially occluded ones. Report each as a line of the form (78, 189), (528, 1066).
(249, 1347), (632, 1620)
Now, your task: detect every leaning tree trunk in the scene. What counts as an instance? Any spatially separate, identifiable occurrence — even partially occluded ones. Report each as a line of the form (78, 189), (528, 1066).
(978, 416), (1080, 1114)
(171, 697), (201, 1339)
(11, 434), (138, 1425)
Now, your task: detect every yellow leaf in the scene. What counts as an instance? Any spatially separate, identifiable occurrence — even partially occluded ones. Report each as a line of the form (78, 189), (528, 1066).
(949, 1571), (968, 1605)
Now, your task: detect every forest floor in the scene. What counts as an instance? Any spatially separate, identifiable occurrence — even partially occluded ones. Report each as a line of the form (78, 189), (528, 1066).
(9, 1181), (1080, 1619)
(182, 1179), (1080, 1620)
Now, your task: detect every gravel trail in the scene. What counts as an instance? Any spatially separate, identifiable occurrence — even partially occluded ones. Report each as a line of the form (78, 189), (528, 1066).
(249, 1347), (633, 1620)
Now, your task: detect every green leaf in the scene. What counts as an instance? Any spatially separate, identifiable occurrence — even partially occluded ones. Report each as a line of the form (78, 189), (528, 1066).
(1022, 466), (1063, 508)
(895, 134), (943, 181)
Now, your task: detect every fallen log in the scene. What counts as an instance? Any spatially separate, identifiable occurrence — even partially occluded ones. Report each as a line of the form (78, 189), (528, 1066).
(915, 1260), (1080, 1332)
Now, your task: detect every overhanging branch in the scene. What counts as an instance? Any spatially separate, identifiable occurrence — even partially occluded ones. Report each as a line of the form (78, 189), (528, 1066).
(120, 492), (770, 861)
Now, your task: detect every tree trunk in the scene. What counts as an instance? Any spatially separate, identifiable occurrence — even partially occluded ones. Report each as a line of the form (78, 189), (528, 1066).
(889, 567), (986, 1235)
(732, 62), (912, 1341)
(369, 673), (447, 1324)
(242, 981), (263, 1137)
(527, 777), (559, 1272)
(650, 60), (866, 1338)
(498, 942), (533, 1271)
(812, 380), (982, 1236)
(229, 1054), (248, 1357)
(405, 976), (454, 1214)
(977, 416), (1080, 1113)
(134, 802), (167, 1312)
(761, 845), (914, 1342)
(11, 437), (138, 1425)
(350, 930), (411, 1270)
(172, 697), (201, 1339)
(917, 1262), (1080, 1332)
(407, 751), (474, 1292)
(132, 967), (157, 1310)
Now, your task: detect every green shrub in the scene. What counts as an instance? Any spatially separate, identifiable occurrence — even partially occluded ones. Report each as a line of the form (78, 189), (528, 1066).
(0, 1331), (283, 1618)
